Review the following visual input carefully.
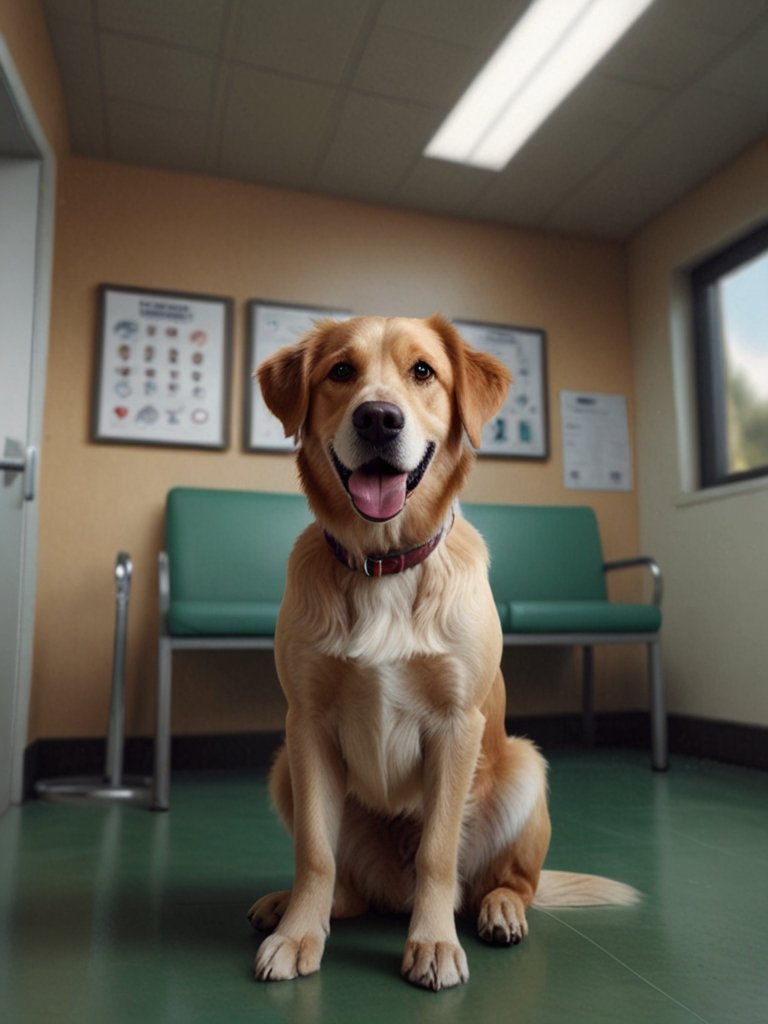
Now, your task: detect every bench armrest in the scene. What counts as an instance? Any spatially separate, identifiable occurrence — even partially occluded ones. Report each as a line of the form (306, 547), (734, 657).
(603, 556), (663, 606)
(159, 551), (170, 633)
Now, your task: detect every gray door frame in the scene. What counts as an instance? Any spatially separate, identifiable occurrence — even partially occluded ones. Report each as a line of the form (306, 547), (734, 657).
(0, 35), (56, 807)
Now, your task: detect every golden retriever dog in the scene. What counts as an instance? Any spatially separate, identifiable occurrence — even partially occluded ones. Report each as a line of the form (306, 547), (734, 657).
(249, 315), (638, 991)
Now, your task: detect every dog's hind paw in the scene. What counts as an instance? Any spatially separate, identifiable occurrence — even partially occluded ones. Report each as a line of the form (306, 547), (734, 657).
(254, 931), (325, 982)
(477, 888), (529, 946)
(401, 939), (469, 991)
(248, 891), (291, 932)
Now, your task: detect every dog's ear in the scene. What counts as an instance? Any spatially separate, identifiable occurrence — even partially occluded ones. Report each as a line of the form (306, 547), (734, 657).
(428, 315), (512, 448)
(257, 320), (338, 439)
(256, 340), (310, 439)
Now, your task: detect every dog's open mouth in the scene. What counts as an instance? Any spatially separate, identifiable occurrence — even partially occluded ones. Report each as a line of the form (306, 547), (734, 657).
(330, 443), (436, 522)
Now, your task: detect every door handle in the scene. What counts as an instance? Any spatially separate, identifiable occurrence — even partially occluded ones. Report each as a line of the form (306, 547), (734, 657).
(1, 441), (38, 501)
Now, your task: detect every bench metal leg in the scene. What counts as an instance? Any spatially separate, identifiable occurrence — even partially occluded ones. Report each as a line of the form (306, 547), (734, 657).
(581, 645), (595, 746)
(647, 639), (668, 771)
(152, 636), (172, 810)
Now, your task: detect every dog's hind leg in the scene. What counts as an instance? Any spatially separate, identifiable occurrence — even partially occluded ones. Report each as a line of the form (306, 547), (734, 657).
(472, 795), (550, 946)
(248, 891), (291, 932)
(462, 736), (551, 947)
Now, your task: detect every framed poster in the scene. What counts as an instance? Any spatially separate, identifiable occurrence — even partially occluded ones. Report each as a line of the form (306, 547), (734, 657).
(245, 299), (351, 451)
(453, 319), (548, 458)
(92, 284), (233, 449)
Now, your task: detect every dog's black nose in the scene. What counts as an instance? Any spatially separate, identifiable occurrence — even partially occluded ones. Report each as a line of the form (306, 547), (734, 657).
(352, 401), (405, 446)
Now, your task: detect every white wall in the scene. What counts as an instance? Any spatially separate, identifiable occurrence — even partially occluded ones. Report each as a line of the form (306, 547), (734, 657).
(629, 139), (768, 728)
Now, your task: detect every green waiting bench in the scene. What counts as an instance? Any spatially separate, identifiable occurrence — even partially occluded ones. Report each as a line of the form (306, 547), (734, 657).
(153, 490), (666, 809)
(462, 502), (666, 772)
(153, 488), (312, 810)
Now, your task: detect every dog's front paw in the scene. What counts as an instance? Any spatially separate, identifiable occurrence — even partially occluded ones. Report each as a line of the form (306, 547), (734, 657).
(248, 890), (291, 932)
(401, 939), (469, 991)
(254, 930), (325, 982)
(477, 888), (528, 946)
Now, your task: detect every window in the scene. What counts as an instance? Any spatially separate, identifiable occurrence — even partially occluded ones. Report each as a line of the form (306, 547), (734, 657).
(691, 222), (768, 489)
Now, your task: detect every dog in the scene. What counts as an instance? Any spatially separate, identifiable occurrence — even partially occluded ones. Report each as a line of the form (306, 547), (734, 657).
(249, 315), (638, 991)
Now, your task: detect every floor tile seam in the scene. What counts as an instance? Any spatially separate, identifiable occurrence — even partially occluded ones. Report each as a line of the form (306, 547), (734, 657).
(547, 835), (660, 853)
(537, 908), (714, 1024)
(667, 828), (768, 862)
(556, 829), (768, 860)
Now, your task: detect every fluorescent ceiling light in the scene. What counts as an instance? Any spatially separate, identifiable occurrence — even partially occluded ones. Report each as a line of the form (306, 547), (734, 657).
(425, 0), (656, 171)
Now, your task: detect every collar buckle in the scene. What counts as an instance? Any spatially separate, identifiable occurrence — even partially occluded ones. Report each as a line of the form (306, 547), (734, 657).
(362, 555), (381, 578)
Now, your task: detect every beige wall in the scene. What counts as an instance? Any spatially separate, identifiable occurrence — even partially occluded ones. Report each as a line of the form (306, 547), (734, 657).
(629, 138), (768, 728)
(29, 155), (646, 743)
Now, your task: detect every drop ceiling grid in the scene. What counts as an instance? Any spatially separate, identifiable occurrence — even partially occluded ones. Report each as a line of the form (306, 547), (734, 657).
(38, 0), (768, 239)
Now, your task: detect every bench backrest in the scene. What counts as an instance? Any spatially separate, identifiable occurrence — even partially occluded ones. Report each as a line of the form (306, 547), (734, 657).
(461, 503), (607, 602)
(166, 488), (312, 603)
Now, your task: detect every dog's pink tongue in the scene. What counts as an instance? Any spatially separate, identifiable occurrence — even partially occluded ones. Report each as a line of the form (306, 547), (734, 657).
(348, 467), (408, 520)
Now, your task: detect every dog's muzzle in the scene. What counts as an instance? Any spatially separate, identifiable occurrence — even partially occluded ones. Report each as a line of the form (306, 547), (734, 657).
(330, 401), (436, 522)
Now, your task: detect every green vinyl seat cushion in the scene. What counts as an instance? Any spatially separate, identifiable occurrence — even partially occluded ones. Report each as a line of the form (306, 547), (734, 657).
(496, 600), (661, 635)
(167, 600), (282, 637)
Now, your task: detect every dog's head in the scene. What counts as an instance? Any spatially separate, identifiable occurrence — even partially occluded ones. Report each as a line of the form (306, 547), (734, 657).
(258, 315), (510, 542)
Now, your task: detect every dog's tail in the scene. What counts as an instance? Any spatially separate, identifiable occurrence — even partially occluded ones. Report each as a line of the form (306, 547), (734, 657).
(533, 870), (640, 908)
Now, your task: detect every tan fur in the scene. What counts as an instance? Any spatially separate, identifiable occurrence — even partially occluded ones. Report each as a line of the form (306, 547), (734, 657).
(249, 315), (639, 990)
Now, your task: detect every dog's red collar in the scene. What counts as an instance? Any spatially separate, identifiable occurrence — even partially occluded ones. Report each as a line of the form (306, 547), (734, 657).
(324, 515), (453, 578)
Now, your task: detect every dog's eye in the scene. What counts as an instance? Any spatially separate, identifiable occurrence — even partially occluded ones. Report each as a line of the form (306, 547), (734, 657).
(328, 362), (355, 382)
(412, 361), (435, 383)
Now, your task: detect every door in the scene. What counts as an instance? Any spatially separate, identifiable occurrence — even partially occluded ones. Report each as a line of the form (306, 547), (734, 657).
(0, 38), (55, 815)
(0, 158), (40, 815)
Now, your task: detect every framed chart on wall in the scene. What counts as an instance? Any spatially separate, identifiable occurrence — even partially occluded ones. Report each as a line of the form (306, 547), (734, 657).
(245, 299), (351, 451)
(453, 318), (548, 459)
(92, 284), (233, 449)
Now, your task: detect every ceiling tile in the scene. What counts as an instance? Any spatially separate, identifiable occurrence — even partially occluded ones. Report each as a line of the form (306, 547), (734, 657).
(106, 99), (210, 172)
(44, 16), (107, 155)
(615, 87), (765, 197)
(96, 0), (230, 53)
(218, 65), (337, 190)
(467, 106), (635, 228)
(316, 91), (437, 203)
(546, 197), (652, 240)
(376, 0), (527, 50)
(231, 0), (374, 85)
(353, 24), (483, 108)
(42, 0), (93, 25)
(566, 73), (670, 130)
(699, 23), (768, 105)
(600, 3), (745, 90)
(394, 158), (492, 217)
(101, 33), (216, 113)
(666, 0), (766, 38)
(547, 86), (768, 237)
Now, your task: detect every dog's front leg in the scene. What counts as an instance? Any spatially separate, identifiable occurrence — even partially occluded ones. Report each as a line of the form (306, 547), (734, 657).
(255, 711), (345, 982)
(402, 708), (485, 991)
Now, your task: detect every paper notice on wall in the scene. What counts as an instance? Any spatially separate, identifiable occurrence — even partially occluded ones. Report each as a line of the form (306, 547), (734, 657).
(560, 391), (632, 492)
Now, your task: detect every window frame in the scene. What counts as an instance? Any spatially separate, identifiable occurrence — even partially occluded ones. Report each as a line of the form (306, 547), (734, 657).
(691, 221), (768, 490)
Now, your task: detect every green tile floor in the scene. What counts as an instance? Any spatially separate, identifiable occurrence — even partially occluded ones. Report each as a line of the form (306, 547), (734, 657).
(1, 750), (766, 1023)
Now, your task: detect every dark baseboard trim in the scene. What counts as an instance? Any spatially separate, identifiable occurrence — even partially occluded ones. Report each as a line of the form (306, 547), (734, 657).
(24, 712), (767, 798)
(24, 730), (284, 800)
(667, 714), (768, 771)
(510, 711), (768, 771)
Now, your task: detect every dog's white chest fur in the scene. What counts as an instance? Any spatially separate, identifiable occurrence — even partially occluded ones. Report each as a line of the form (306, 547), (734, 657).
(318, 563), (459, 663)
(338, 662), (424, 815)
